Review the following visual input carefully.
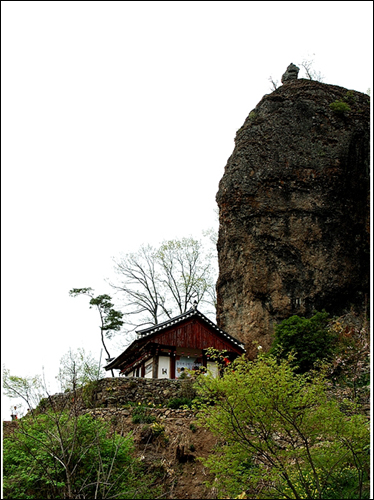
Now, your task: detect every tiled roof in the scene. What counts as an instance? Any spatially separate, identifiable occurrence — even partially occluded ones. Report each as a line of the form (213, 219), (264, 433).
(104, 307), (245, 371)
(136, 307), (245, 349)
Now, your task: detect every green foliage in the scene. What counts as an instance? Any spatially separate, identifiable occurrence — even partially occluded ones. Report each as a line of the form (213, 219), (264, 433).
(166, 397), (193, 409)
(3, 367), (46, 412)
(189, 422), (197, 433)
(205, 347), (228, 363)
(56, 347), (105, 392)
(69, 288), (124, 364)
(150, 422), (164, 435)
(205, 347), (232, 376)
(270, 311), (335, 373)
(90, 295), (124, 335)
(329, 100), (351, 114)
(3, 411), (157, 499)
(81, 379), (101, 408)
(248, 111), (257, 121)
(344, 90), (357, 104)
(69, 288), (124, 337)
(132, 404), (157, 424)
(194, 354), (370, 499)
(150, 422), (166, 439)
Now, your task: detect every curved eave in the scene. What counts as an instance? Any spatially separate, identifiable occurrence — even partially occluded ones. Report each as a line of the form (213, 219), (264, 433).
(104, 339), (143, 370)
(105, 309), (245, 372)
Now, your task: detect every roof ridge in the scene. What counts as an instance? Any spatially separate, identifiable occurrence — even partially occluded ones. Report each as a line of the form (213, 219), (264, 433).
(136, 307), (196, 335)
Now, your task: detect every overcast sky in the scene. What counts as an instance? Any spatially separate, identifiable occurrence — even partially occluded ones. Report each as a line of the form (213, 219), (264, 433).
(2, 1), (373, 419)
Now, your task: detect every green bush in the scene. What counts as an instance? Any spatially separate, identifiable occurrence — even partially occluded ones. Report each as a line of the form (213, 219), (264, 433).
(330, 100), (351, 114)
(189, 422), (197, 433)
(344, 90), (357, 104)
(194, 354), (370, 499)
(3, 411), (158, 499)
(166, 397), (193, 409)
(270, 310), (335, 373)
(132, 405), (156, 424)
(150, 422), (165, 436)
(248, 110), (257, 121)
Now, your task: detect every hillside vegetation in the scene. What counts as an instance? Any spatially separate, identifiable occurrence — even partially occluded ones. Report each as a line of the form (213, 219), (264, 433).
(3, 310), (370, 499)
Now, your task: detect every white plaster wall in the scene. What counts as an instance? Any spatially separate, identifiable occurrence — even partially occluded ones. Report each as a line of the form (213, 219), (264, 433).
(207, 361), (219, 378)
(158, 356), (170, 379)
(144, 361), (153, 379)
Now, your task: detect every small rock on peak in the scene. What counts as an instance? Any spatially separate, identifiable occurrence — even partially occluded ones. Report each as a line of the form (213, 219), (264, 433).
(281, 63), (299, 83)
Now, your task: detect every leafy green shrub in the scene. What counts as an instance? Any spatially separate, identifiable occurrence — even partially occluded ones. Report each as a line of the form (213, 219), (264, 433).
(281, 464), (369, 499)
(344, 90), (357, 103)
(152, 423), (169, 443)
(330, 99), (351, 114)
(195, 354), (370, 499)
(150, 422), (165, 436)
(270, 310), (335, 373)
(82, 379), (100, 407)
(248, 111), (257, 121)
(132, 404), (156, 424)
(166, 397), (193, 409)
(36, 397), (48, 412)
(189, 422), (197, 433)
(3, 411), (157, 499)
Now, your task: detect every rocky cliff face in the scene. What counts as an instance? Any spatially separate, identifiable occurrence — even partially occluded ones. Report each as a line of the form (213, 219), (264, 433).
(216, 79), (370, 357)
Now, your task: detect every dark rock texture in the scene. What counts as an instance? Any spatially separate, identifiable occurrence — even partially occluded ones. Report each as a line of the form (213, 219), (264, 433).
(281, 62), (300, 83)
(216, 79), (370, 357)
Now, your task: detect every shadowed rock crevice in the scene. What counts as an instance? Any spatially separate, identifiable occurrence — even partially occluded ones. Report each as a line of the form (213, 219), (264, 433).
(216, 79), (370, 357)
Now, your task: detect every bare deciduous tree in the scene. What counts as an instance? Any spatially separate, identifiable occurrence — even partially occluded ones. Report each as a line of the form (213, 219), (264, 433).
(3, 367), (46, 416)
(158, 238), (214, 315)
(299, 57), (324, 82)
(56, 347), (105, 392)
(268, 75), (279, 90)
(110, 236), (217, 332)
(109, 245), (164, 328)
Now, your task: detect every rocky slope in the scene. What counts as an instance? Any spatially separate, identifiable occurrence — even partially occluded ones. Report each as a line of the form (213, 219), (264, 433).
(216, 78), (370, 357)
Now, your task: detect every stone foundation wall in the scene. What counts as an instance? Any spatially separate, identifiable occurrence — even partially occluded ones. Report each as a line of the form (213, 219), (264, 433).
(38, 377), (195, 413)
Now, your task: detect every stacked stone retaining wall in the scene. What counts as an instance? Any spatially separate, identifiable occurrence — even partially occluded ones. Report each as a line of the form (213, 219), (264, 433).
(37, 377), (195, 413)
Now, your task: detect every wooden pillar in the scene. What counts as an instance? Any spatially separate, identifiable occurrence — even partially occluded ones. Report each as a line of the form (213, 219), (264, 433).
(170, 348), (176, 379)
(152, 355), (159, 379)
(202, 351), (207, 368)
